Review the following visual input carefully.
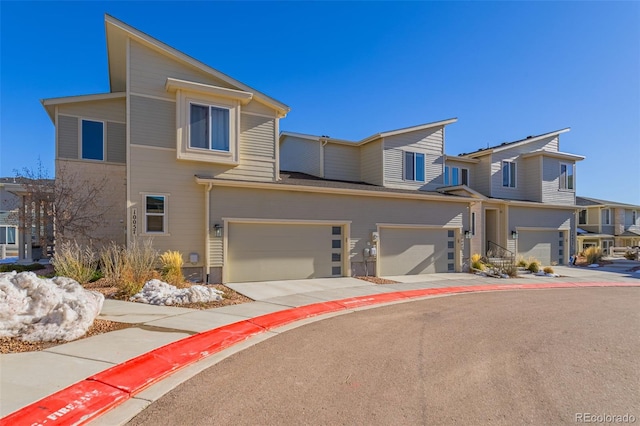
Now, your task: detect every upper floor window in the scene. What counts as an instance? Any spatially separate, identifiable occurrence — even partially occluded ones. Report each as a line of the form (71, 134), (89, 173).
(81, 119), (104, 161)
(404, 151), (425, 182)
(578, 209), (587, 225)
(444, 166), (469, 186)
(560, 163), (575, 190)
(601, 208), (611, 225)
(633, 210), (638, 225)
(502, 161), (516, 188)
(145, 195), (167, 234)
(190, 104), (230, 151)
(0, 226), (16, 244)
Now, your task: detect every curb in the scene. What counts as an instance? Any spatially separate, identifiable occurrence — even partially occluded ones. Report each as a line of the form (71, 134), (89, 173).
(2, 282), (638, 425)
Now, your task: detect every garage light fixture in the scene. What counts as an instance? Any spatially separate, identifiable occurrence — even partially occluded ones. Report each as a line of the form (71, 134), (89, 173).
(213, 224), (223, 237)
(511, 231), (518, 240)
(464, 230), (472, 239)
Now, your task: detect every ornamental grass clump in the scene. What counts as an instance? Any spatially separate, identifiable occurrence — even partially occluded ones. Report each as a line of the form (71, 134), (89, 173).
(470, 253), (485, 271)
(51, 241), (98, 284)
(543, 266), (555, 274)
(526, 260), (540, 273)
(160, 250), (185, 287)
(583, 246), (603, 265)
(100, 239), (158, 296)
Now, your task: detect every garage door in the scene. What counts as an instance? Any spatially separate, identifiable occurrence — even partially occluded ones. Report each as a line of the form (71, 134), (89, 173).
(227, 223), (344, 282)
(379, 228), (455, 276)
(517, 230), (563, 266)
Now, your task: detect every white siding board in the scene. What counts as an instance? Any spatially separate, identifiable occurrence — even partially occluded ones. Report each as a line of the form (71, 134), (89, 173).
(129, 40), (235, 99)
(279, 137), (322, 177)
(522, 156), (541, 202)
(383, 127), (445, 191)
(106, 122), (126, 164)
(57, 115), (78, 159)
(541, 157), (575, 205)
(130, 95), (176, 149)
(57, 98), (126, 123)
(239, 113), (275, 159)
(323, 144), (360, 182)
(360, 140), (383, 185)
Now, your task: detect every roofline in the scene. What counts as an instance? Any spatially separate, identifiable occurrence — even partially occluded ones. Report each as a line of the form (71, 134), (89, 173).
(104, 14), (291, 117)
(195, 176), (475, 203)
(576, 196), (640, 209)
(462, 128), (571, 158)
(444, 155), (480, 164)
(40, 92), (126, 122)
(280, 117), (458, 147)
(520, 150), (585, 161)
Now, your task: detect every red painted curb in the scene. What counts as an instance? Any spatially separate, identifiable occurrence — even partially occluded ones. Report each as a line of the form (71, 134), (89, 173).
(0, 380), (128, 426)
(3, 281), (638, 425)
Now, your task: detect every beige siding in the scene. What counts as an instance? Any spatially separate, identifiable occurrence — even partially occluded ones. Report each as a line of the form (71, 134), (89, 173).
(129, 40), (235, 99)
(383, 127), (445, 191)
(56, 159), (126, 246)
(239, 113), (275, 160)
(209, 231), (223, 267)
(106, 122), (126, 163)
(541, 157), (575, 205)
(360, 139), (383, 185)
(323, 143), (360, 182)
(57, 115), (79, 159)
(490, 136), (559, 200)
(522, 156), (541, 202)
(130, 95), (176, 149)
(57, 98), (126, 123)
(209, 186), (468, 269)
(472, 155), (492, 196)
(243, 101), (277, 116)
(279, 136), (322, 177)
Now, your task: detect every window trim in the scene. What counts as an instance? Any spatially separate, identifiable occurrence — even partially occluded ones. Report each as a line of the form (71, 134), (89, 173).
(602, 208), (611, 225)
(559, 162), (575, 191)
(142, 193), (169, 235)
(632, 210), (637, 226)
(0, 225), (17, 245)
(502, 161), (517, 188)
(79, 118), (106, 162)
(188, 102), (231, 153)
(404, 151), (425, 182)
(444, 165), (470, 186)
(578, 209), (587, 225)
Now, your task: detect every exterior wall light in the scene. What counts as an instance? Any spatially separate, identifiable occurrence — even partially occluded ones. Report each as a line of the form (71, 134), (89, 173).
(213, 224), (223, 237)
(464, 230), (472, 239)
(511, 231), (518, 239)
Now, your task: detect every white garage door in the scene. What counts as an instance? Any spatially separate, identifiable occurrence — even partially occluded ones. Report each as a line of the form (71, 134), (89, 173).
(379, 228), (455, 276)
(517, 230), (563, 266)
(227, 223), (343, 282)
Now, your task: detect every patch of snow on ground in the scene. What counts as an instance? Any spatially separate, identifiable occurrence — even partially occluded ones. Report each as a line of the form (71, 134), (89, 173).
(0, 271), (104, 342)
(130, 280), (223, 306)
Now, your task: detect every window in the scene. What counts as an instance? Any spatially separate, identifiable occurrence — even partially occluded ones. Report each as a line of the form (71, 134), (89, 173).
(81, 119), (104, 161)
(502, 161), (516, 188)
(578, 209), (587, 225)
(471, 212), (476, 235)
(633, 210), (638, 225)
(0, 226), (16, 244)
(145, 195), (166, 233)
(190, 104), (230, 151)
(601, 208), (611, 225)
(560, 163), (574, 190)
(444, 166), (469, 186)
(404, 152), (425, 182)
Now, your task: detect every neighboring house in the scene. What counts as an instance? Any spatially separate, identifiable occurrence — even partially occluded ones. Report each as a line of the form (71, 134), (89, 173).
(576, 196), (640, 253)
(0, 178), (20, 257)
(41, 15), (585, 282)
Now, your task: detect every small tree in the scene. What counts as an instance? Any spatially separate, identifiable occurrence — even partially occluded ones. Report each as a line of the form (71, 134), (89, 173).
(12, 159), (112, 251)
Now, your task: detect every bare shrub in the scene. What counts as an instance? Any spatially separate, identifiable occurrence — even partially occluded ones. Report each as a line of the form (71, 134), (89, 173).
(51, 241), (98, 284)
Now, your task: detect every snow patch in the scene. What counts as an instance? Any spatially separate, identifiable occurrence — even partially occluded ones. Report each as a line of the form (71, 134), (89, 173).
(0, 271), (104, 342)
(130, 280), (223, 306)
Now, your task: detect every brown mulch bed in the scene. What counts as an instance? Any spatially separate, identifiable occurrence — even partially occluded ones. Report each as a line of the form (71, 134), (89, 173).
(2, 275), (252, 354)
(355, 276), (400, 284)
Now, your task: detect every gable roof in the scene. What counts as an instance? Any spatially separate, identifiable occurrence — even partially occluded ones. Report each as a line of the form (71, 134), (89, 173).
(576, 196), (640, 209)
(459, 128), (570, 158)
(104, 14), (290, 117)
(280, 118), (458, 147)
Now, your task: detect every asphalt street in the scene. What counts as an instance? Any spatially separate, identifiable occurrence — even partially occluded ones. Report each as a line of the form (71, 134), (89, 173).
(128, 287), (639, 425)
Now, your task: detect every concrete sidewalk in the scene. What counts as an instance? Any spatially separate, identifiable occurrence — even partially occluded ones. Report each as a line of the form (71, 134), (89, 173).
(1, 265), (638, 424)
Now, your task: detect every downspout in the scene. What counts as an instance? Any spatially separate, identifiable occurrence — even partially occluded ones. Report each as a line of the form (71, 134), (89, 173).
(204, 183), (213, 283)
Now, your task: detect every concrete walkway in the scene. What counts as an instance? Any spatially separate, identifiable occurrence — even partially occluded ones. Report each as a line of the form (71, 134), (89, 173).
(1, 263), (638, 424)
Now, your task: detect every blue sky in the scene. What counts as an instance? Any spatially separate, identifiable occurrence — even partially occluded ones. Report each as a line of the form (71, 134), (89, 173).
(1, 1), (639, 204)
